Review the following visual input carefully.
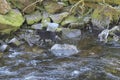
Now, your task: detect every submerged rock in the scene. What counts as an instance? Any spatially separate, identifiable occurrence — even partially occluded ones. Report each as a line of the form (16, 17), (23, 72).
(25, 11), (42, 25)
(62, 28), (81, 39)
(0, 0), (11, 14)
(0, 9), (25, 34)
(50, 44), (79, 57)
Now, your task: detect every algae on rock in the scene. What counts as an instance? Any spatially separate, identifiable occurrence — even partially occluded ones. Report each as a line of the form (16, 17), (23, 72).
(0, 9), (25, 34)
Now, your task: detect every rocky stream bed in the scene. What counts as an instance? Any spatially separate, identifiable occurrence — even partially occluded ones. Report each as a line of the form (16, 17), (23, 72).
(0, 0), (120, 80)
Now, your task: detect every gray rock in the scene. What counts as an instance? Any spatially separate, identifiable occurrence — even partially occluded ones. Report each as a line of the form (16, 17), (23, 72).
(0, 44), (9, 52)
(31, 23), (43, 30)
(25, 11), (42, 25)
(47, 23), (59, 31)
(19, 30), (39, 47)
(50, 44), (79, 57)
(62, 28), (81, 39)
(8, 38), (21, 46)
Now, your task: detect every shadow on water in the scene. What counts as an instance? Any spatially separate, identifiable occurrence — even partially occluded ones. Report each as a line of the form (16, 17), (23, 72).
(0, 33), (120, 80)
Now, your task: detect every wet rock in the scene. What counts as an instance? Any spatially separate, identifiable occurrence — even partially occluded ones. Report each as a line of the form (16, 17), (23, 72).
(19, 30), (39, 47)
(98, 26), (120, 43)
(25, 11), (42, 25)
(0, 9), (25, 34)
(43, 0), (64, 14)
(61, 15), (78, 26)
(50, 44), (79, 57)
(9, 0), (36, 13)
(50, 12), (69, 23)
(0, 0), (11, 14)
(0, 44), (9, 52)
(31, 23), (43, 30)
(98, 29), (109, 43)
(62, 28), (81, 39)
(8, 38), (21, 46)
(71, 70), (80, 77)
(47, 23), (59, 31)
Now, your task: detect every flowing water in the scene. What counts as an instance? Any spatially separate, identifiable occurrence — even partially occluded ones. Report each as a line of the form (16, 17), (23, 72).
(0, 35), (120, 80)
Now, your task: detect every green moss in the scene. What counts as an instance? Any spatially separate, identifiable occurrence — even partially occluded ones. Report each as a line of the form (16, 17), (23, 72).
(0, 9), (24, 27)
(25, 11), (42, 25)
(61, 15), (78, 26)
(0, 9), (25, 34)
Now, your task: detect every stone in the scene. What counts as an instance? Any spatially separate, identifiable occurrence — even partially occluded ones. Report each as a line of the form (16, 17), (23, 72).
(19, 30), (39, 47)
(50, 12), (69, 23)
(8, 38), (21, 46)
(61, 15), (78, 26)
(50, 44), (79, 57)
(0, 0), (11, 14)
(0, 9), (25, 34)
(47, 23), (59, 31)
(43, 0), (64, 14)
(0, 44), (9, 52)
(62, 28), (81, 39)
(25, 11), (42, 25)
(98, 29), (109, 43)
(31, 23), (43, 30)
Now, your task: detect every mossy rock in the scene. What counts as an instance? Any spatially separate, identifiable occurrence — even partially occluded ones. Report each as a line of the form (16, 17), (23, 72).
(0, 9), (25, 34)
(61, 15), (78, 26)
(25, 11), (42, 25)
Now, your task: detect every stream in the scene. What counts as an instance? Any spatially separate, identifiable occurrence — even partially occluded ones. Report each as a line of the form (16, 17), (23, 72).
(0, 34), (120, 80)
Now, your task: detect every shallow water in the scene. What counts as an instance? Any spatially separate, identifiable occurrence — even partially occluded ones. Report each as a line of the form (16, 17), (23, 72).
(0, 35), (120, 80)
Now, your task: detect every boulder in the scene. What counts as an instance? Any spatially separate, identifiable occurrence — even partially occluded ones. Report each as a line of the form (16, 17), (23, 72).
(50, 44), (79, 57)
(25, 11), (42, 25)
(0, 0), (11, 14)
(0, 9), (25, 34)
